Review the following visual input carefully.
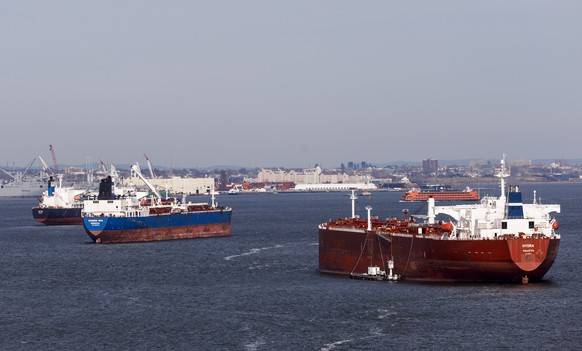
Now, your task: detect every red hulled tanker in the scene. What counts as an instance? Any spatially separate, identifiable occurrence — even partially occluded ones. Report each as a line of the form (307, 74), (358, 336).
(319, 157), (561, 283)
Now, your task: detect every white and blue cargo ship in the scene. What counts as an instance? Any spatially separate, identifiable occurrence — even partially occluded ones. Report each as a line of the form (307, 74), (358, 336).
(82, 164), (231, 244)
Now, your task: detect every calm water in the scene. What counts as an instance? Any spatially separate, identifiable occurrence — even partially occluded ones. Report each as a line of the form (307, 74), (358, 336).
(0, 183), (581, 350)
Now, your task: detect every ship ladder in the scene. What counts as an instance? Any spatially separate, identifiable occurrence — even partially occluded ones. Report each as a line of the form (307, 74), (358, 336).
(401, 233), (415, 277)
(377, 233), (386, 274)
(379, 234), (395, 275)
(351, 230), (371, 276)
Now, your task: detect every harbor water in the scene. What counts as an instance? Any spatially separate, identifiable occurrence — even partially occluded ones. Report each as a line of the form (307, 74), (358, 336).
(0, 183), (580, 350)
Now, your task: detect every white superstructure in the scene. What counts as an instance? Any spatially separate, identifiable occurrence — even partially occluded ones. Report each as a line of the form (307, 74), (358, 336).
(36, 175), (87, 209)
(427, 155), (560, 240)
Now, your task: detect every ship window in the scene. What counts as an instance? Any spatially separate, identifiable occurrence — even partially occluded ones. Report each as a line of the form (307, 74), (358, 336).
(529, 221), (535, 229)
(502, 222), (507, 229)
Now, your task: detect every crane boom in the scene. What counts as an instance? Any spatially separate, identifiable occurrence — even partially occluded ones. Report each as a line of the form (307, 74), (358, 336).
(143, 153), (156, 179)
(131, 163), (161, 200)
(38, 156), (53, 176)
(22, 158), (36, 177)
(98, 159), (108, 173)
(0, 158), (37, 181)
(49, 144), (59, 174)
(0, 167), (16, 180)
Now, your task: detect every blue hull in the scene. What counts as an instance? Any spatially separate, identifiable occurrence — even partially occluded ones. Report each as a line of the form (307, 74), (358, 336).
(83, 209), (232, 243)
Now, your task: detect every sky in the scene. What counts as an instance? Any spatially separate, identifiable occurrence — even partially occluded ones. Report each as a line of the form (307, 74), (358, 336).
(1, 1), (581, 169)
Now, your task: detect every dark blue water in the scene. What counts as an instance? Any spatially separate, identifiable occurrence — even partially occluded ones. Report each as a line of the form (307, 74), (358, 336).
(1, 183), (580, 350)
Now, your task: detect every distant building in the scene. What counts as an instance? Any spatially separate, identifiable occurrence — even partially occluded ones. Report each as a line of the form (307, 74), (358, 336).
(468, 159), (489, 168)
(219, 170), (227, 191)
(510, 159), (532, 167)
(64, 166), (85, 175)
(130, 175), (215, 195)
(258, 166), (369, 184)
(422, 159), (438, 174)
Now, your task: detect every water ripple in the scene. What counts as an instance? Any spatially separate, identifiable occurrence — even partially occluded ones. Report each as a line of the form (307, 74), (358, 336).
(224, 244), (284, 261)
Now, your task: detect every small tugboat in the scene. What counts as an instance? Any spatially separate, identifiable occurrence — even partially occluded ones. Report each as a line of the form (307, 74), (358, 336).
(82, 164), (232, 244)
(319, 156), (561, 283)
(32, 175), (87, 225)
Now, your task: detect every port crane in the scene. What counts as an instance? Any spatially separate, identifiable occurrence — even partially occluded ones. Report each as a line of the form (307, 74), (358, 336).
(49, 144), (58, 174)
(143, 154), (156, 179)
(98, 159), (109, 174)
(38, 156), (54, 176)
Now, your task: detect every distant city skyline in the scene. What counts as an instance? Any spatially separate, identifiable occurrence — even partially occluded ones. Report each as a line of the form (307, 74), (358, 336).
(2, 155), (579, 172)
(2, 2), (581, 168)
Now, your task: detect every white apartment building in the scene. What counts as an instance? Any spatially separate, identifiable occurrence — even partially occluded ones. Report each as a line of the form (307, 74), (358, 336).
(258, 166), (370, 184)
(129, 175), (215, 195)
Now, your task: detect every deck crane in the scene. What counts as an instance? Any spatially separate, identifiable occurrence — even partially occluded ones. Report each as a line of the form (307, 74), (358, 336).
(22, 158), (37, 178)
(49, 144), (59, 174)
(1, 158), (38, 181)
(131, 163), (162, 200)
(38, 156), (54, 176)
(143, 154), (156, 179)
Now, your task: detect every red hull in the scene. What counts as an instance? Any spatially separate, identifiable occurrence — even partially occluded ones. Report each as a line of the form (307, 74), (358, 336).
(34, 217), (83, 225)
(319, 227), (560, 282)
(86, 223), (231, 244)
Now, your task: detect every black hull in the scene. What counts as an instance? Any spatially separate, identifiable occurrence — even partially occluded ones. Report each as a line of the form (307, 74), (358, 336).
(32, 207), (83, 225)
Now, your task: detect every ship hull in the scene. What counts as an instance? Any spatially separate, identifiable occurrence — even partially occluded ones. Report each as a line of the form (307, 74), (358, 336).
(32, 207), (83, 225)
(0, 183), (45, 197)
(83, 209), (232, 244)
(319, 228), (560, 283)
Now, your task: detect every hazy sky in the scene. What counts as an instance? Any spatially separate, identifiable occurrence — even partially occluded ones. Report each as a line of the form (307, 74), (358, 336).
(2, 1), (581, 168)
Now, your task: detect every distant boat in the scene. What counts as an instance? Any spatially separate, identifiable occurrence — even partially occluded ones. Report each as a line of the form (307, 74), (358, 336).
(0, 159), (46, 197)
(32, 164), (137, 225)
(401, 186), (480, 202)
(32, 175), (86, 225)
(228, 184), (243, 195)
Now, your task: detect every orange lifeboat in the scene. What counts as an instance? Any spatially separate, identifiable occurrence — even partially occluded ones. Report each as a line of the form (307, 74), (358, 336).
(441, 221), (454, 231)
